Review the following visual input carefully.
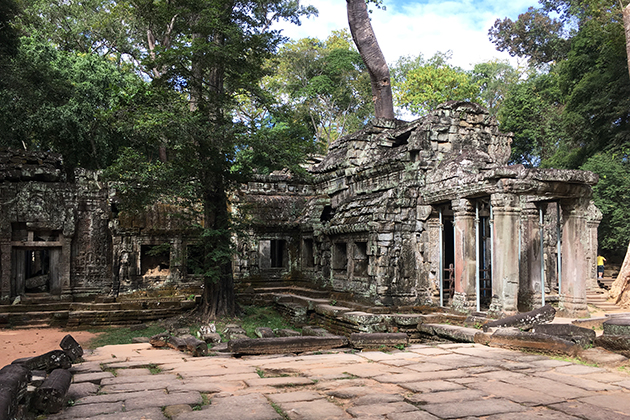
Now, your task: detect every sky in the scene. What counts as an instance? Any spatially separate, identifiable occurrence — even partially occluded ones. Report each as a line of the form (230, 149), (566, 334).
(275, 0), (539, 70)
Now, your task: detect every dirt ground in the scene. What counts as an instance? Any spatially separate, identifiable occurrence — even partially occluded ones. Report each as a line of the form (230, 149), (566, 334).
(0, 328), (100, 368)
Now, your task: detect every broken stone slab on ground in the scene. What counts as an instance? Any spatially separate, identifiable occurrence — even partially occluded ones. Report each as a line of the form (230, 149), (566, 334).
(150, 333), (171, 348)
(417, 323), (481, 343)
(223, 324), (247, 340)
(12, 350), (72, 372)
(60, 334), (84, 362)
(594, 335), (630, 358)
(254, 327), (275, 338)
(228, 336), (348, 355)
(349, 333), (408, 349)
(488, 328), (580, 356)
(483, 304), (556, 332)
(530, 323), (596, 348)
(32, 368), (72, 414)
(275, 328), (301, 337)
(603, 317), (630, 336)
(302, 326), (333, 337)
(167, 335), (208, 357)
(0, 364), (31, 420)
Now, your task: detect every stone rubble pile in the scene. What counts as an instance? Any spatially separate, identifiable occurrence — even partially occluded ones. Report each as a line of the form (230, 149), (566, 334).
(0, 334), (83, 419)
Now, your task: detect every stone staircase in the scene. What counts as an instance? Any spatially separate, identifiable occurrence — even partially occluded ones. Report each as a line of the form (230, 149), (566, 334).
(587, 277), (625, 312)
(0, 296), (200, 329)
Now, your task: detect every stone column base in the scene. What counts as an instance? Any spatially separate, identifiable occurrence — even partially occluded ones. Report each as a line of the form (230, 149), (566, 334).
(556, 294), (589, 318)
(451, 292), (469, 313)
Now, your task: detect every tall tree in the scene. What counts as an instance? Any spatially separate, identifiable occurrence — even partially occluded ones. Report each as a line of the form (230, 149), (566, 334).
(346, 0), (394, 119)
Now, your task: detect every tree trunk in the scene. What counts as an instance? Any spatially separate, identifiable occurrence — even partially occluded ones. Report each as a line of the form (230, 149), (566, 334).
(623, 3), (630, 79)
(346, 0), (394, 119)
(610, 241), (630, 308)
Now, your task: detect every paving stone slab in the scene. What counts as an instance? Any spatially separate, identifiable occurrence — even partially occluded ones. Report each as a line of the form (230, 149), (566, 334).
(78, 407), (167, 420)
(387, 412), (440, 420)
(467, 378), (567, 406)
(163, 404), (192, 418)
(67, 381), (99, 400)
(100, 373), (179, 385)
(534, 371), (620, 391)
(352, 393), (404, 405)
(244, 376), (313, 387)
(577, 392), (630, 414)
(279, 399), (350, 420)
(506, 375), (592, 399)
(346, 402), (418, 417)
(76, 390), (166, 405)
(175, 393), (281, 420)
(553, 364), (606, 375)
(229, 336), (348, 355)
(404, 389), (488, 405)
(52, 402), (123, 418)
(100, 378), (181, 393)
(406, 347), (451, 356)
(73, 371), (115, 384)
(125, 391), (202, 410)
(114, 368), (151, 376)
(167, 379), (224, 394)
(578, 347), (628, 367)
(422, 398), (526, 419)
(374, 369), (465, 384)
(551, 400), (630, 420)
(327, 386), (381, 399)
(69, 361), (104, 374)
(484, 408), (583, 420)
(399, 380), (465, 393)
(266, 391), (322, 403)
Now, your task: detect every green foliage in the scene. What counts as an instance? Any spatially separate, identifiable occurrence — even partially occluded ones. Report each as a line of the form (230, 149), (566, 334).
(88, 324), (167, 348)
(391, 52), (482, 116)
(238, 305), (296, 337)
(581, 152), (630, 258)
(470, 59), (521, 116)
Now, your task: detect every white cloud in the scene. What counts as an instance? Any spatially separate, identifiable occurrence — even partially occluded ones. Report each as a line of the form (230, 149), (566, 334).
(275, 0), (535, 70)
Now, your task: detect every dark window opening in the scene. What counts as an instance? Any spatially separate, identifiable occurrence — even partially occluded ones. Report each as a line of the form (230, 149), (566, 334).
(270, 239), (286, 268)
(186, 244), (205, 275)
(333, 242), (347, 274)
(320, 205), (334, 223)
(353, 242), (368, 277)
(392, 131), (411, 147)
(303, 239), (314, 268)
(141, 244), (170, 276)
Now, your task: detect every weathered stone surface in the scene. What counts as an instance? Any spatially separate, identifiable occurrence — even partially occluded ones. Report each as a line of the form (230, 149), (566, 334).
(488, 328), (580, 355)
(244, 376), (313, 387)
(13, 350), (72, 372)
(163, 404), (193, 418)
(53, 402), (124, 419)
(347, 402), (418, 417)
(66, 382), (99, 400)
(175, 393), (281, 420)
(594, 335), (630, 358)
(418, 324), (481, 343)
(349, 333), (408, 349)
(60, 334), (84, 362)
(228, 336), (347, 355)
(223, 324), (247, 340)
(422, 398), (526, 418)
(125, 391), (202, 410)
(483, 305), (556, 332)
(255, 327), (275, 338)
(131, 336), (151, 343)
(200, 332), (222, 344)
(277, 399), (347, 420)
(342, 312), (385, 326)
(167, 335), (208, 356)
(603, 317), (630, 336)
(579, 346), (629, 367)
(531, 323), (596, 347)
(275, 329), (301, 337)
(0, 364), (30, 419)
(302, 326), (333, 337)
(73, 371), (115, 384)
(33, 368), (73, 413)
(150, 333), (171, 348)
(572, 317), (608, 330)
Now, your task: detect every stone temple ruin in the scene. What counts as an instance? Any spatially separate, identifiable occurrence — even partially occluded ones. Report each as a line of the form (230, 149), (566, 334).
(0, 101), (602, 318)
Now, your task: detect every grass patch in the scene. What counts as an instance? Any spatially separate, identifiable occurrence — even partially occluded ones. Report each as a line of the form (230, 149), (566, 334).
(212, 305), (298, 340)
(270, 402), (290, 420)
(88, 323), (167, 348)
(547, 355), (599, 367)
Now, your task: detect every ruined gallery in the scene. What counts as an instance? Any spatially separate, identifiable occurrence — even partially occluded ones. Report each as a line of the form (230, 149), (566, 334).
(0, 101), (601, 317)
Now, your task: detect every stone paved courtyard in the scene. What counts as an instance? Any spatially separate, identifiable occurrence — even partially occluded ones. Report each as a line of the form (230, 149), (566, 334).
(49, 341), (630, 420)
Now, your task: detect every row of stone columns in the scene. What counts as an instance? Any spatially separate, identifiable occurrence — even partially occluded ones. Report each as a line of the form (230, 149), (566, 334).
(445, 194), (595, 317)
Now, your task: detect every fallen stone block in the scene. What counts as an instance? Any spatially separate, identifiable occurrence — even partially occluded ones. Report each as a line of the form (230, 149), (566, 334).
(60, 334), (84, 362)
(483, 304), (556, 332)
(603, 317), (630, 336)
(302, 326), (333, 337)
(13, 350), (72, 372)
(275, 328), (301, 337)
(32, 368), (73, 413)
(228, 336), (348, 355)
(223, 324), (247, 340)
(199, 332), (222, 344)
(342, 311), (385, 326)
(349, 333), (408, 349)
(132, 336), (151, 344)
(150, 333), (171, 348)
(0, 364), (31, 419)
(579, 346), (629, 367)
(594, 335), (630, 358)
(488, 328), (579, 356)
(67, 382), (99, 400)
(422, 324), (481, 343)
(167, 335), (207, 356)
(531, 323), (596, 348)
(255, 327), (275, 338)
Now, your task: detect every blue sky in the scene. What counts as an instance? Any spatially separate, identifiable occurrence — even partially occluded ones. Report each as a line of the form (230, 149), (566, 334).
(275, 0), (538, 70)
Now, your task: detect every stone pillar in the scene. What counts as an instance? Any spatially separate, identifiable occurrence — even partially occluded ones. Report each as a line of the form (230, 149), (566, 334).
(425, 214), (442, 304)
(451, 199), (476, 311)
(586, 201), (602, 291)
(519, 202), (542, 311)
(559, 198), (590, 317)
(490, 193), (521, 314)
(0, 242), (11, 303)
(59, 235), (72, 296)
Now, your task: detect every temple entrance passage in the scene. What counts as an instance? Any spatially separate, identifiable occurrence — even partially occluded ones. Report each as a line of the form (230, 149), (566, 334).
(442, 217), (455, 306)
(11, 247), (61, 296)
